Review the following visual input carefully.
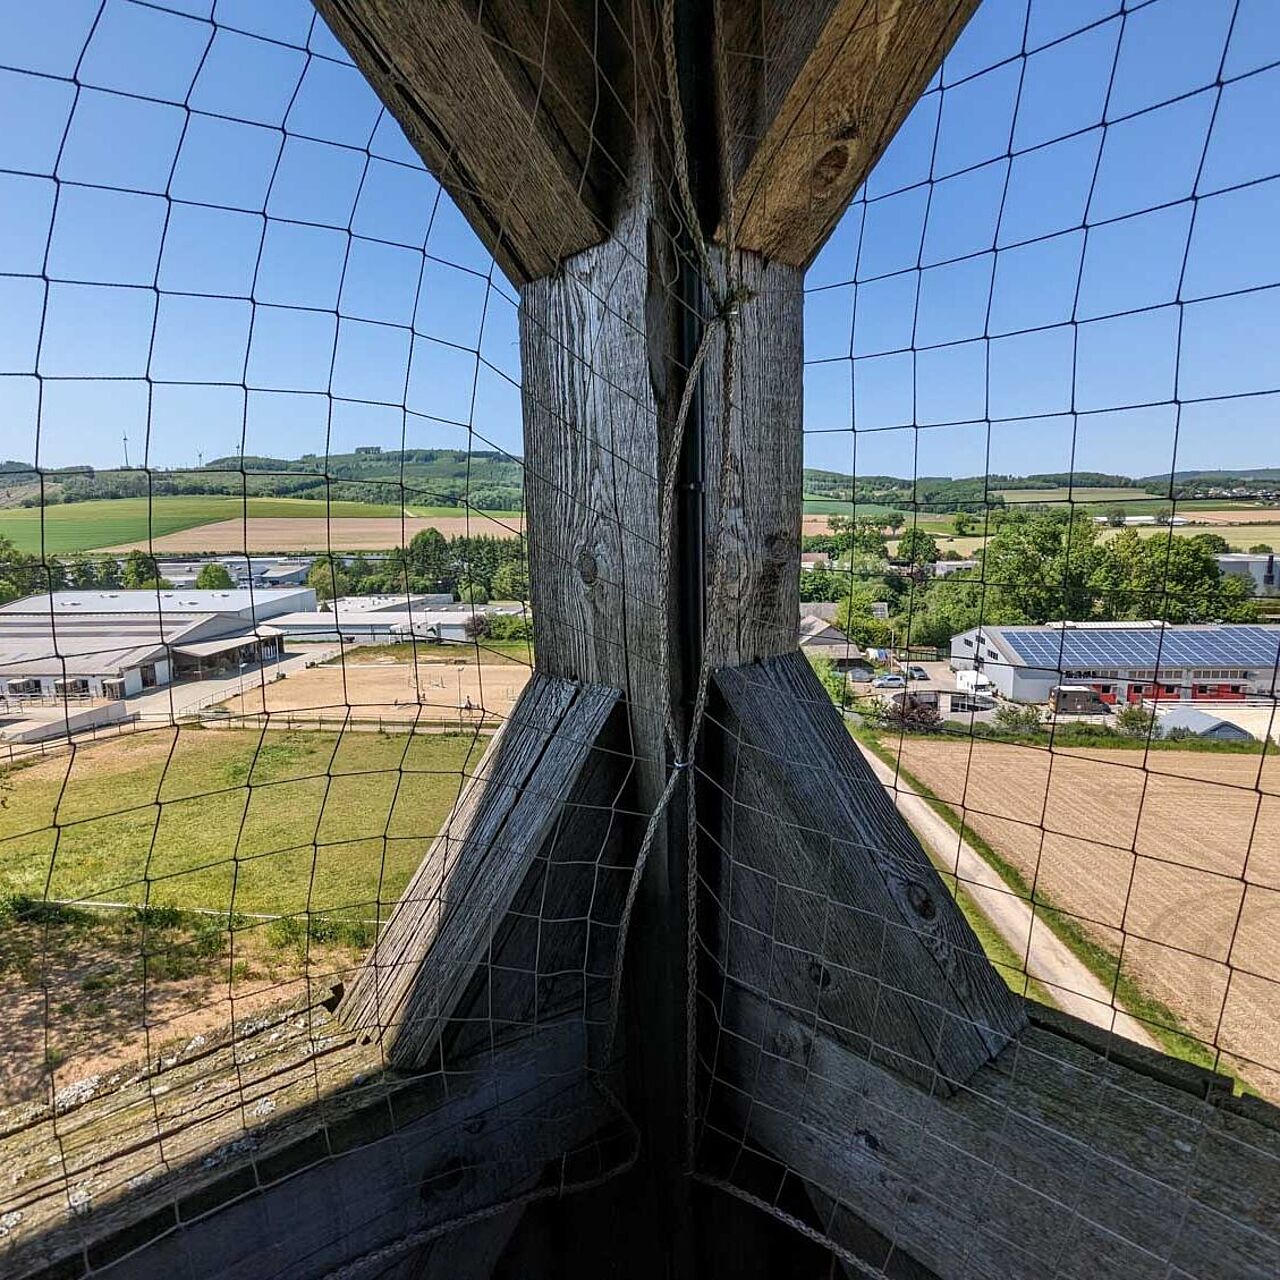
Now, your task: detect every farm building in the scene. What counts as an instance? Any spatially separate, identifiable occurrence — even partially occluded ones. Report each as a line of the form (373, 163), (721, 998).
(0, 588), (313, 700)
(1156, 706), (1255, 741)
(949, 621), (1280, 705)
(933, 558), (978, 577)
(270, 599), (524, 645)
(1218, 552), (1279, 598)
(332, 593), (456, 613)
(154, 556), (314, 588)
(797, 615), (867, 673)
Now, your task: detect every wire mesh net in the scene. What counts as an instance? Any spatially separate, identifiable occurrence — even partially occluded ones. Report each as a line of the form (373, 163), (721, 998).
(692, 0), (1280, 1269)
(0, 0), (1277, 1276)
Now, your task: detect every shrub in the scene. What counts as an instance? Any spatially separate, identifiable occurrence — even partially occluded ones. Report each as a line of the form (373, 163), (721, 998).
(993, 703), (1044, 736)
(1114, 704), (1156, 739)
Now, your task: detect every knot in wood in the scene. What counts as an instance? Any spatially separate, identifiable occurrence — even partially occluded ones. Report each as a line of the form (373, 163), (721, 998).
(807, 959), (832, 990)
(813, 144), (849, 191)
(907, 882), (937, 921)
(576, 547), (598, 586)
(420, 1155), (467, 1200)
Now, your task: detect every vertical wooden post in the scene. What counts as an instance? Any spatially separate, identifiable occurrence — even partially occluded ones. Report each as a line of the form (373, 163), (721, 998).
(520, 140), (805, 1272)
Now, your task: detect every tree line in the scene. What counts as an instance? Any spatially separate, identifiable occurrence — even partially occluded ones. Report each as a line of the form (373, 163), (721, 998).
(800, 509), (1262, 651)
(306, 529), (528, 606)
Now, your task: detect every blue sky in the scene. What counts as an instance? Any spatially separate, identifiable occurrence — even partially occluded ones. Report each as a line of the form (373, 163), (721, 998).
(0, 0), (1277, 482)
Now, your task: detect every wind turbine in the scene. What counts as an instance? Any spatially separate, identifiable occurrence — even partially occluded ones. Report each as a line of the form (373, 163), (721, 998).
(122, 431), (130, 469)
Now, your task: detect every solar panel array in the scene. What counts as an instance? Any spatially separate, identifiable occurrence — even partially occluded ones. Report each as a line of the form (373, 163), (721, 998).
(998, 623), (1280, 670)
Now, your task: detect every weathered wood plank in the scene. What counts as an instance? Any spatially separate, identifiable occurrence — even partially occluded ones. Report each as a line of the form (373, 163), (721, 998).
(701, 252), (804, 668)
(442, 700), (640, 1068)
(722, 0), (979, 267)
(1, 1003), (620, 1280)
(313, 0), (632, 284)
(702, 985), (1280, 1280)
(319, 0), (976, 278)
(339, 676), (620, 1066)
(709, 652), (1026, 1090)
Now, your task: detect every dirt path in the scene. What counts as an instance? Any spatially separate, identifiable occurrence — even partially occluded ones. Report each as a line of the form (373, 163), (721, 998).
(854, 739), (1159, 1049)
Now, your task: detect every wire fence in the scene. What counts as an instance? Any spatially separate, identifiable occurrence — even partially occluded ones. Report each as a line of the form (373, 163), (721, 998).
(0, 0), (1278, 1276)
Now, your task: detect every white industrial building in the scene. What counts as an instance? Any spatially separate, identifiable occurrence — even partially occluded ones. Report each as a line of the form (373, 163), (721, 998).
(269, 596), (523, 644)
(154, 556), (313, 589)
(1217, 552), (1278, 598)
(949, 621), (1280, 705)
(0, 587), (313, 701)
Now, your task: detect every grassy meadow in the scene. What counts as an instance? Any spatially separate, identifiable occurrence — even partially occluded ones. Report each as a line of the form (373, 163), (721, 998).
(0, 496), (418, 555)
(0, 727), (485, 918)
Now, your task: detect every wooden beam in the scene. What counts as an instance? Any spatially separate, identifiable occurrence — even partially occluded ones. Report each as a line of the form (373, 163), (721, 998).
(707, 653), (1026, 1092)
(721, 0), (979, 267)
(519, 140), (807, 1269)
(315, 1), (975, 280)
(312, 0), (633, 285)
(338, 675), (621, 1066)
(702, 987), (1280, 1280)
(0, 1005), (620, 1280)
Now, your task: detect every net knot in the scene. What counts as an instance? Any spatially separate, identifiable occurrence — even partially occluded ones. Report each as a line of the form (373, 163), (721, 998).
(715, 284), (754, 324)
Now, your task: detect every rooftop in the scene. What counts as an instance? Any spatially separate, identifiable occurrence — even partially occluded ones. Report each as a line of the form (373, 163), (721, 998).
(971, 624), (1280, 671)
(0, 588), (313, 618)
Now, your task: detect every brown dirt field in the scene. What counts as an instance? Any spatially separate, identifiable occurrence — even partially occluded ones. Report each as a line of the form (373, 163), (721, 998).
(801, 514), (835, 535)
(217, 660), (533, 724)
(1188, 509), (1280, 524)
(103, 513), (524, 553)
(882, 736), (1280, 1092)
(117, 510), (831, 550)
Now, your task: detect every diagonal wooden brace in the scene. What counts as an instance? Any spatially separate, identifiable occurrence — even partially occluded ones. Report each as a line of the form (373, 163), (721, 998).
(339, 674), (631, 1070)
(704, 652), (1026, 1094)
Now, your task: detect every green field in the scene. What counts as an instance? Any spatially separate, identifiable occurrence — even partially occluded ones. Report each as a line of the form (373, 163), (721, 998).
(999, 489), (1273, 517)
(997, 486), (1145, 504)
(0, 728), (483, 917)
(802, 498), (900, 516)
(0, 496), (418, 555)
(1111, 521), (1280, 548)
(0, 496), (527, 554)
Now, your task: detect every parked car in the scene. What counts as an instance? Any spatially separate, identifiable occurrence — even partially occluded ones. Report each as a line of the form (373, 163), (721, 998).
(907, 665), (930, 681)
(871, 674), (906, 689)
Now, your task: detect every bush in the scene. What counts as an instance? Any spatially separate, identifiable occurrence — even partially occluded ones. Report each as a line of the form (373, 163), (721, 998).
(993, 703), (1044, 735)
(806, 653), (848, 707)
(1114, 704), (1156, 739)
(866, 699), (942, 733)
(487, 613), (533, 641)
(0, 895), (92, 928)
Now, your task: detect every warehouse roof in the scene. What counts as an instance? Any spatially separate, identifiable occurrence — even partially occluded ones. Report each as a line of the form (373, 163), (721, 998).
(0, 588), (313, 618)
(1158, 707), (1255, 740)
(971, 624), (1280, 671)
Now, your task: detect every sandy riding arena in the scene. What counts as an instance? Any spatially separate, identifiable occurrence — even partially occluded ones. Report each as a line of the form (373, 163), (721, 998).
(217, 659), (533, 725)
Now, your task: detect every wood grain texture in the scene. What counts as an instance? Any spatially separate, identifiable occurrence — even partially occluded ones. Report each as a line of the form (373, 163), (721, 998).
(722, 0), (979, 267)
(443, 700), (640, 1068)
(708, 652), (1025, 1091)
(1, 1005), (618, 1280)
(704, 986), (1280, 1280)
(338, 675), (620, 1067)
(312, 0), (634, 284)
(315, 0), (973, 278)
(702, 252), (804, 667)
